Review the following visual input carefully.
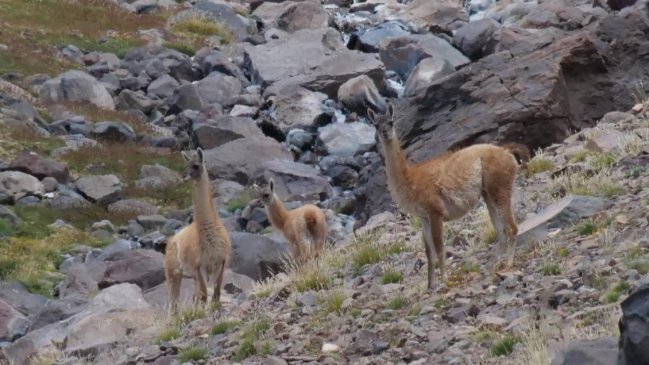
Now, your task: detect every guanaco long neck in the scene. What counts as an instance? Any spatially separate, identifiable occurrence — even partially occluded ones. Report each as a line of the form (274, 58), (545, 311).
(266, 195), (288, 230)
(192, 167), (220, 227)
(380, 134), (412, 202)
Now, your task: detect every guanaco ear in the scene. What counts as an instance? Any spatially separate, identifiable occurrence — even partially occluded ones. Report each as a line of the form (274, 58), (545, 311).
(196, 147), (204, 164)
(367, 108), (377, 125)
(387, 103), (394, 120)
(181, 151), (190, 162)
(269, 177), (275, 193)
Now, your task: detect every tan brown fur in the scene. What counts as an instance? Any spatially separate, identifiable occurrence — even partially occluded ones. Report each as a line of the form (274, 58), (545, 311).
(257, 178), (328, 265)
(164, 148), (231, 313)
(368, 104), (521, 290)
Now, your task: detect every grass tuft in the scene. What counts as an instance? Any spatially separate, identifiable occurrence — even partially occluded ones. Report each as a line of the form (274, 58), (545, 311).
(211, 320), (239, 336)
(489, 335), (521, 357)
(234, 318), (271, 361)
(541, 262), (561, 276)
(524, 152), (555, 177)
(155, 327), (181, 344)
(381, 268), (404, 284)
(319, 291), (346, 315)
(385, 295), (408, 310)
(178, 347), (208, 362)
(172, 306), (206, 327)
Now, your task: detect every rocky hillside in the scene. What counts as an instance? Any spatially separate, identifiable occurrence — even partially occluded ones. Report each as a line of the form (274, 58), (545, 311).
(1, 0), (649, 364)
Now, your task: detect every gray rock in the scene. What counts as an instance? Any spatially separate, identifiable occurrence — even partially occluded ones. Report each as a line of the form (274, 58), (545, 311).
(39, 70), (115, 110)
(203, 136), (292, 185)
(277, 1), (331, 32)
(252, 159), (333, 201)
(348, 21), (410, 53)
(44, 184), (92, 210)
(229, 232), (290, 281)
(96, 239), (141, 262)
(517, 195), (613, 247)
(0, 298), (30, 342)
(172, 83), (205, 111)
(8, 150), (70, 183)
(550, 337), (618, 365)
(42, 177), (58, 193)
(0, 171), (45, 204)
(401, 0), (468, 33)
(318, 122), (376, 157)
(91, 121), (136, 142)
(75, 174), (123, 206)
(116, 89), (156, 113)
(193, 116), (264, 149)
(379, 34), (469, 81)
(267, 85), (331, 134)
(403, 57), (455, 98)
(0, 282), (47, 318)
(244, 27), (386, 98)
(107, 198), (157, 216)
(452, 18), (500, 60)
(98, 249), (165, 291)
(337, 75), (386, 116)
(135, 164), (182, 190)
(147, 74), (179, 99)
(30, 294), (90, 331)
(618, 283), (649, 365)
(192, 0), (258, 42)
(197, 72), (243, 107)
(136, 215), (168, 230)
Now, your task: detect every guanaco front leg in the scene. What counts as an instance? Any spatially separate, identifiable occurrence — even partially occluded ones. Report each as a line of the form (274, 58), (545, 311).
(420, 216), (436, 290)
(429, 215), (446, 282)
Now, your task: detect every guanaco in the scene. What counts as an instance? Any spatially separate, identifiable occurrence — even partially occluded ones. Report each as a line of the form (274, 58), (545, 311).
(164, 147), (232, 312)
(367, 104), (525, 290)
(257, 178), (328, 265)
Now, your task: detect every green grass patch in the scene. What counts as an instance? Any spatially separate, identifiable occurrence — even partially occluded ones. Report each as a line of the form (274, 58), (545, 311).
(171, 17), (233, 44)
(0, 219), (15, 237)
(589, 152), (616, 171)
(542, 262), (561, 276)
(319, 291), (346, 315)
(0, 228), (102, 297)
(524, 157), (554, 177)
(155, 327), (181, 344)
(385, 295), (408, 310)
(623, 248), (649, 274)
(381, 268), (404, 284)
(352, 233), (408, 274)
(225, 189), (256, 213)
(172, 306), (206, 327)
(178, 347), (208, 362)
(489, 335), (521, 357)
(211, 320), (239, 335)
(604, 280), (631, 304)
(163, 41), (197, 56)
(293, 268), (331, 292)
(578, 221), (598, 236)
(569, 149), (591, 163)
(234, 318), (271, 361)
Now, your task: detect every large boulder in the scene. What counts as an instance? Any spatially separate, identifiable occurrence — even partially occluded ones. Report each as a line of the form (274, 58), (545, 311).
(253, 1), (331, 32)
(193, 116), (264, 150)
(251, 159), (333, 201)
(392, 33), (617, 163)
(337, 75), (387, 116)
(39, 70), (115, 110)
(318, 122), (377, 158)
(8, 151), (70, 183)
(229, 232), (291, 281)
(197, 72), (243, 107)
(265, 85), (331, 135)
(452, 18), (500, 60)
(97, 249), (165, 291)
(75, 174), (123, 206)
(399, 0), (469, 33)
(90, 121), (136, 143)
(352, 154), (396, 228)
(550, 337), (618, 365)
(378, 34), (470, 81)
(203, 136), (293, 185)
(0, 282), (47, 318)
(244, 28), (386, 98)
(403, 57), (455, 98)
(618, 283), (649, 365)
(0, 298), (29, 342)
(348, 21), (410, 53)
(0, 171), (45, 204)
(191, 0), (258, 42)
(29, 294), (89, 331)
(135, 164), (182, 190)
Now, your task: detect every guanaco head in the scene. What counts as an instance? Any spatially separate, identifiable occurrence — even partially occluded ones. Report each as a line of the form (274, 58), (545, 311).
(367, 103), (395, 140)
(258, 177), (277, 206)
(181, 147), (206, 182)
